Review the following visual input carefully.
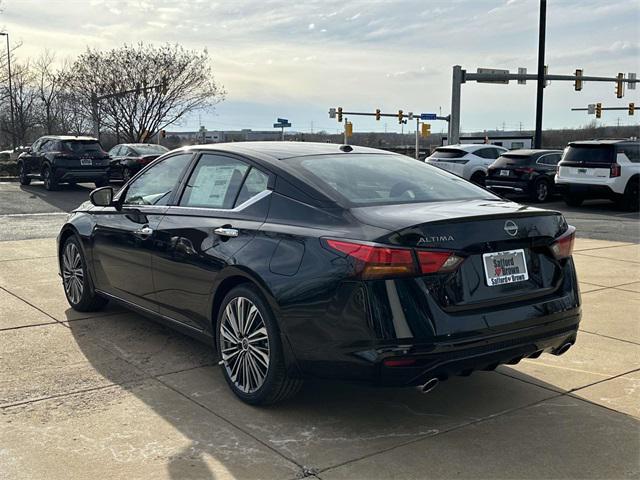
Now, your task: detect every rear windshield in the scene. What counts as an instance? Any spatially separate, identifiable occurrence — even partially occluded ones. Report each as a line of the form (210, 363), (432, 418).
(492, 154), (532, 167)
(287, 153), (496, 206)
(562, 145), (615, 164)
(431, 148), (466, 159)
(62, 140), (103, 154)
(133, 144), (169, 155)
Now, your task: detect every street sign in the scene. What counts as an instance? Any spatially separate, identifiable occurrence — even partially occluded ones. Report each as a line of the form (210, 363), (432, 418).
(408, 112), (414, 120)
(277, 118), (288, 124)
(517, 67), (527, 85)
(587, 104), (596, 115)
(477, 68), (509, 84)
(629, 73), (637, 90)
(274, 122), (292, 128)
(420, 113), (437, 120)
(328, 108), (336, 118)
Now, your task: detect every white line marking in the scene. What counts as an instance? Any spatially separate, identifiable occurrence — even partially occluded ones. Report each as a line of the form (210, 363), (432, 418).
(0, 212), (68, 218)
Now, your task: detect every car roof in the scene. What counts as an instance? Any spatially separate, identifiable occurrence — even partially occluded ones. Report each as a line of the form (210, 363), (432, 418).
(185, 141), (391, 162)
(437, 144), (506, 152)
(502, 149), (561, 156)
(40, 135), (98, 142)
(569, 139), (639, 146)
(118, 143), (165, 147)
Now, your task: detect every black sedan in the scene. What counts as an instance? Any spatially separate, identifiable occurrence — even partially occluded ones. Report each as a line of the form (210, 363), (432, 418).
(57, 142), (580, 405)
(107, 143), (169, 182)
(486, 149), (562, 202)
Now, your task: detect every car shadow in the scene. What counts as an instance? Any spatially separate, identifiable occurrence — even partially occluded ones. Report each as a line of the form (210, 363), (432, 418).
(19, 182), (122, 213)
(66, 309), (640, 479)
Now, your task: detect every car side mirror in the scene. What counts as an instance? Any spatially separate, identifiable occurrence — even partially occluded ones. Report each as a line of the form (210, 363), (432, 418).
(90, 186), (114, 207)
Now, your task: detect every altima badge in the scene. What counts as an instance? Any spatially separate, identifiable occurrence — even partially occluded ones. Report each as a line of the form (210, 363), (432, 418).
(504, 220), (518, 237)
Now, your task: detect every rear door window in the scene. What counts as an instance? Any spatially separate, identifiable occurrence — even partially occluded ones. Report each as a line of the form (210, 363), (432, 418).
(475, 148), (502, 159)
(562, 145), (615, 165)
(618, 144), (640, 163)
(180, 154), (249, 209)
(431, 148), (466, 159)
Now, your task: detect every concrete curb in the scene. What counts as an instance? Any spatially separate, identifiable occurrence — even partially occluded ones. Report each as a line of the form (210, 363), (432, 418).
(0, 176), (19, 182)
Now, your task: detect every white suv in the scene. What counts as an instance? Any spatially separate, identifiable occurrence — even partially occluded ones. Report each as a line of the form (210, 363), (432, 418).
(555, 140), (640, 211)
(425, 144), (508, 185)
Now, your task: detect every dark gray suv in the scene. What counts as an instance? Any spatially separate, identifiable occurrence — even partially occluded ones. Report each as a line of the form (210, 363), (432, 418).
(17, 136), (110, 190)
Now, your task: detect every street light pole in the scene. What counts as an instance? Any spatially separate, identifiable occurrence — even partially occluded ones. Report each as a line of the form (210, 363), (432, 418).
(0, 32), (16, 149)
(534, 0), (547, 148)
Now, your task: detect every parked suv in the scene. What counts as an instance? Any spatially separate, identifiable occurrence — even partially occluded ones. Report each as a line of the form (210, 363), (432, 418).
(486, 149), (562, 202)
(108, 143), (168, 182)
(17, 136), (110, 190)
(425, 144), (508, 185)
(555, 140), (640, 211)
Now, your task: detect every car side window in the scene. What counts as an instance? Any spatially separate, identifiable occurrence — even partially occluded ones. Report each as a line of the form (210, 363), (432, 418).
(109, 146), (121, 157)
(123, 153), (192, 206)
(31, 139), (42, 152)
(234, 168), (269, 207)
(619, 145), (640, 163)
(180, 154), (250, 209)
(475, 148), (499, 159)
(39, 140), (51, 153)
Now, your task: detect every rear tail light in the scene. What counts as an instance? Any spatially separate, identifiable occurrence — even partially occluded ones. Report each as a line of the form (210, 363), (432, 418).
(383, 358), (417, 367)
(416, 251), (464, 274)
(550, 225), (576, 259)
(324, 239), (464, 279)
(610, 163), (621, 177)
(515, 167), (535, 174)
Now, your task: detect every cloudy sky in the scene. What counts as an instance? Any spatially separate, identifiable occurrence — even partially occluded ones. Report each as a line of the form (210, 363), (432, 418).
(1, 0), (639, 134)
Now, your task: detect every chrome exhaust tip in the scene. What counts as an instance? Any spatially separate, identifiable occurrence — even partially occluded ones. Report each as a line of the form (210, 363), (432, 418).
(553, 342), (573, 356)
(417, 377), (439, 394)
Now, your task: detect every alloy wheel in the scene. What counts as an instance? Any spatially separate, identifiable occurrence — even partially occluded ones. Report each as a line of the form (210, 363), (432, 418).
(62, 242), (84, 305)
(537, 182), (548, 201)
(220, 296), (270, 393)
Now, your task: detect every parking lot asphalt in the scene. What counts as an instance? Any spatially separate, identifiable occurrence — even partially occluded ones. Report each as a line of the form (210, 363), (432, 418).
(0, 181), (638, 242)
(0, 180), (639, 479)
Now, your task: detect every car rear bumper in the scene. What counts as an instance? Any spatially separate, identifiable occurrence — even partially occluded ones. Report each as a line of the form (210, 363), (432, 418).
(54, 168), (109, 183)
(555, 181), (617, 198)
(486, 179), (530, 194)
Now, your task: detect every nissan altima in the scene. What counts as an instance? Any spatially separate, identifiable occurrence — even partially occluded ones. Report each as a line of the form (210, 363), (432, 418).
(57, 142), (580, 405)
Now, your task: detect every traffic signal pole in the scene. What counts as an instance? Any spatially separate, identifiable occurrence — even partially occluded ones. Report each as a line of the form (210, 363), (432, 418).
(534, 0), (547, 148)
(449, 66), (463, 144)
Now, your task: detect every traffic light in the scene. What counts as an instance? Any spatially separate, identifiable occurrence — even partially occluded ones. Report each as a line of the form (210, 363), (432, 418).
(630, 103), (635, 116)
(574, 69), (583, 91)
(161, 129), (166, 138)
(337, 107), (343, 122)
(375, 109), (381, 121)
(595, 102), (602, 118)
(421, 123), (431, 138)
(616, 73), (624, 98)
(398, 110), (403, 124)
(345, 121), (353, 137)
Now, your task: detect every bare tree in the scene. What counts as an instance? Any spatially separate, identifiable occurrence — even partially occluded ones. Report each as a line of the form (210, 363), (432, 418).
(4, 61), (38, 145)
(34, 50), (62, 134)
(63, 43), (225, 142)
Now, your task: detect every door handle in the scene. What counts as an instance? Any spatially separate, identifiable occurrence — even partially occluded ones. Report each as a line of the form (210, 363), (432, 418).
(133, 226), (154, 237)
(214, 227), (239, 238)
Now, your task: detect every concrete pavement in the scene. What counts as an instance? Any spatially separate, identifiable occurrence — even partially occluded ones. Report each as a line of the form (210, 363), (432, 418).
(0, 238), (639, 479)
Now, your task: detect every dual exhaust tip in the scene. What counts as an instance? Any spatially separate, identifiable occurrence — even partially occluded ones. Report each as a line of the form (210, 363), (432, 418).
(416, 342), (574, 394)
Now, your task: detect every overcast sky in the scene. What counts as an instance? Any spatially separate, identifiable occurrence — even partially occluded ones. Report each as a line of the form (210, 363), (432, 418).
(1, 0), (639, 134)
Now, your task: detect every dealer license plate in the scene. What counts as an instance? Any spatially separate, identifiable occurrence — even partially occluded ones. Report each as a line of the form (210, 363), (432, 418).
(80, 158), (92, 166)
(482, 249), (529, 287)
(500, 169), (510, 176)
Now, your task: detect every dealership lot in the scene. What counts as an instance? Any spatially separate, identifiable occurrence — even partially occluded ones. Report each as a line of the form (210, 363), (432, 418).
(0, 181), (639, 479)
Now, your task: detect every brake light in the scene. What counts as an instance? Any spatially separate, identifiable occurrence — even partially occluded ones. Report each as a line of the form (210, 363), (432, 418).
(417, 251), (463, 274)
(610, 163), (621, 177)
(383, 358), (417, 367)
(550, 225), (576, 260)
(324, 239), (464, 279)
(325, 239), (415, 279)
(515, 167), (535, 174)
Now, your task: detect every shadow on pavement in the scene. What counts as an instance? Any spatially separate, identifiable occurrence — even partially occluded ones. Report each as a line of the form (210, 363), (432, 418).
(66, 308), (640, 479)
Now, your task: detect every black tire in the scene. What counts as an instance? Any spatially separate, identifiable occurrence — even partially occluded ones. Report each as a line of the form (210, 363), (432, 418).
(42, 165), (57, 191)
(564, 194), (583, 207)
(122, 167), (133, 183)
(470, 171), (486, 186)
(18, 162), (31, 185)
(531, 178), (551, 202)
(618, 178), (640, 212)
(216, 284), (302, 405)
(60, 235), (108, 312)
(94, 178), (108, 188)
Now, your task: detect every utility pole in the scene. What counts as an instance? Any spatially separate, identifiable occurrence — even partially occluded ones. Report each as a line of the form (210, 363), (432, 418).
(0, 32), (15, 149)
(449, 65), (463, 144)
(534, 0), (547, 148)
(343, 117), (348, 144)
(415, 118), (420, 160)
